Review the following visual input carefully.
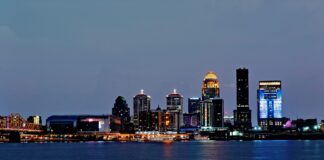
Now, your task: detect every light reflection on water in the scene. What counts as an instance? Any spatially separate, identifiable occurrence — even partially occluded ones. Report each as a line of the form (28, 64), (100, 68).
(0, 140), (324, 160)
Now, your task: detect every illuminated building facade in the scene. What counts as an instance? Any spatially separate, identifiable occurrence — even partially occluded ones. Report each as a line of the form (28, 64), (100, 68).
(166, 89), (183, 133)
(112, 96), (131, 132)
(27, 115), (42, 125)
(234, 68), (252, 131)
(0, 113), (41, 130)
(200, 99), (224, 131)
(46, 115), (121, 134)
(200, 72), (224, 131)
(202, 72), (220, 100)
(133, 90), (151, 131)
(258, 81), (283, 130)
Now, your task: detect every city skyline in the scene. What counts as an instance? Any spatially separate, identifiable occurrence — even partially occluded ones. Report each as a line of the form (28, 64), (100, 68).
(0, 68), (321, 126)
(0, 1), (324, 126)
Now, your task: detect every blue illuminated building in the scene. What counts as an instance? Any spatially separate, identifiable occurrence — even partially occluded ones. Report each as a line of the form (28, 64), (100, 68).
(257, 81), (283, 131)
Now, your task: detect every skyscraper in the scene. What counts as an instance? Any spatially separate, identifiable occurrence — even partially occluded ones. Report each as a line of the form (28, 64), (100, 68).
(202, 71), (220, 100)
(200, 99), (224, 131)
(258, 81), (283, 131)
(112, 96), (131, 132)
(133, 89), (151, 131)
(200, 72), (224, 131)
(166, 89), (183, 132)
(234, 68), (252, 131)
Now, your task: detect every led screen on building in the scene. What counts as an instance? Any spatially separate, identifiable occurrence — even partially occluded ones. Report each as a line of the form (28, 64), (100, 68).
(258, 84), (282, 119)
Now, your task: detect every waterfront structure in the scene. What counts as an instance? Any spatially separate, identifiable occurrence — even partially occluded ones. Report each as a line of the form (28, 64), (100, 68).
(112, 96), (131, 132)
(27, 115), (42, 125)
(0, 113), (41, 130)
(46, 115), (121, 134)
(133, 90), (151, 131)
(224, 115), (234, 127)
(202, 72), (220, 100)
(166, 89), (184, 132)
(233, 68), (252, 131)
(321, 120), (324, 132)
(257, 81), (283, 130)
(285, 119), (320, 132)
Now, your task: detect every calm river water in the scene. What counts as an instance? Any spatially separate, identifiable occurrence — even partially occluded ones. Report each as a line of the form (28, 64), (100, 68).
(0, 140), (323, 160)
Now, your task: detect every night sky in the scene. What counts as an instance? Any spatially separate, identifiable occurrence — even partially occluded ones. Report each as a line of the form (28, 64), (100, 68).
(0, 1), (324, 125)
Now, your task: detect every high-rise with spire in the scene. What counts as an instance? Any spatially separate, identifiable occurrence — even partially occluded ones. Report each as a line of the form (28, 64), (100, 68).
(133, 89), (151, 131)
(166, 89), (183, 132)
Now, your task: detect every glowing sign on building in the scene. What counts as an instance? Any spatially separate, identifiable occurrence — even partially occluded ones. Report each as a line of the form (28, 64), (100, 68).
(258, 81), (282, 119)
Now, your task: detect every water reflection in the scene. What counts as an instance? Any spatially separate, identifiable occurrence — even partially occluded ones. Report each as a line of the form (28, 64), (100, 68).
(0, 141), (324, 160)
(162, 142), (173, 160)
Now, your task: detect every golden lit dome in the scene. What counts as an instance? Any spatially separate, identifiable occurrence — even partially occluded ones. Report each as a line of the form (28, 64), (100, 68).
(204, 71), (217, 80)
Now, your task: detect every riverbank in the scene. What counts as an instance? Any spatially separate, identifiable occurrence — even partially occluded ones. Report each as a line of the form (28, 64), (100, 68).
(2, 131), (324, 143)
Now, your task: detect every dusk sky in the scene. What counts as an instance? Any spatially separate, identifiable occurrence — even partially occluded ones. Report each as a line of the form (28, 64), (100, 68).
(0, 1), (323, 125)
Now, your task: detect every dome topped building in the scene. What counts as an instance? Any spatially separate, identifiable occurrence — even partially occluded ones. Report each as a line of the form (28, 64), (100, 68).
(202, 71), (220, 100)
(204, 71), (218, 80)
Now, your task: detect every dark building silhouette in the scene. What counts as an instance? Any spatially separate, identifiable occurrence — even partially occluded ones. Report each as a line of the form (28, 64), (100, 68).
(112, 96), (131, 132)
(234, 68), (252, 131)
(183, 113), (199, 127)
(138, 110), (152, 131)
(188, 97), (201, 114)
(150, 106), (164, 131)
(133, 90), (151, 131)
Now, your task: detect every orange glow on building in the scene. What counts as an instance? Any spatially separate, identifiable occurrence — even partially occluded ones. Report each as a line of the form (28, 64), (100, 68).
(202, 71), (220, 100)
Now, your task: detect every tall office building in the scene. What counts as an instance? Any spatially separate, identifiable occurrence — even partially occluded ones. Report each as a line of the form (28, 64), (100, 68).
(112, 96), (131, 132)
(133, 90), (151, 131)
(202, 72), (220, 100)
(166, 89), (183, 132)
(258, 81), (283, 130)
(188, 97), (201, 114)
(234, 68), (252, 131)
(200, 99), (224, 131)
(200, 72), (224, 131)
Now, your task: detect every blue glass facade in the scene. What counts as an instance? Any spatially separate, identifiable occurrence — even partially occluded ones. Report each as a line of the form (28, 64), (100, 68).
(258, 81), (283, 130)
(258, 89), (282, 119)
